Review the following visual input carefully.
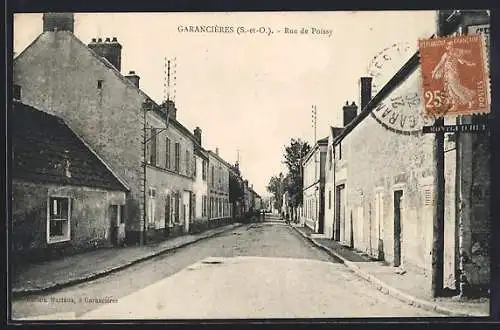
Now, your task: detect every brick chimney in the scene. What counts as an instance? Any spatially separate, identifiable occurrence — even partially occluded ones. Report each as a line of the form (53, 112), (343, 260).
(343, 101), (358, 126)
(43, 13), (74, 32)
(88, 37), (122, 72)
(125, 70), (140, 88)
(360, 77), (373, 111)
(193, 127), (202, 145)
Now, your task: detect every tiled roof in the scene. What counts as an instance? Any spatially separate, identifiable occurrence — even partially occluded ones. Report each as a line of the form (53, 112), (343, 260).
(12, 101), (127, 192)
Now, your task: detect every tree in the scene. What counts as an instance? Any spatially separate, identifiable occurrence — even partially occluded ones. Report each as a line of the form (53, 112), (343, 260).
(266, 172), (285, 210)
(283, 138), (311, 207)
(229, 170), (244, 203)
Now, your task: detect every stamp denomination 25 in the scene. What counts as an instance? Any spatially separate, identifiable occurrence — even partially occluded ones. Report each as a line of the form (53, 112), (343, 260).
(418, 34), (490, 117)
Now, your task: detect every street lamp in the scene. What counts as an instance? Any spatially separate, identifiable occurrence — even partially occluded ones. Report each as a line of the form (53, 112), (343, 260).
(141, 99), (171, 246)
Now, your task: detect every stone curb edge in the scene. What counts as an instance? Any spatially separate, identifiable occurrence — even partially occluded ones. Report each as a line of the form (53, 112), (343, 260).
(12, 223), (244, 297)
(290, 225), (481, 318)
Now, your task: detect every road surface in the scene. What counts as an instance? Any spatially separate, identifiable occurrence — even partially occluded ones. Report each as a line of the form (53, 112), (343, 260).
(12, 221), (441, 319)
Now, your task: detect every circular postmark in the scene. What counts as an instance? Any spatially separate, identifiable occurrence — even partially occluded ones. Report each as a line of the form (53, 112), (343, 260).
(367, 42), (435, 135)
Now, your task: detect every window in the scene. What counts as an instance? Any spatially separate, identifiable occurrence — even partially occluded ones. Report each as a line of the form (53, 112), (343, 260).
(328, 148), (333, 170)
(338, 143), (342, 160)
(210, 197), (214, 218)
(47, 197), (71, 243)
(202, 160), (207, 180)
(218, 166), (222, 187)
(174, 192), (180, 223)
(174, 143), (180, 172)
(201, 196), (205, 217)
(97, 80), (103, 89)
(165, 137), (171, 169)
(149, 128), (157, 165)
(192, 193), (196, 219)
(120, 205), (125, 224)
(13, 84), (21, 100)
(211, 166), (215, 187)
(329, 190), (332, 209)
(185, 150), (190, 176)
(193, 155), (197, 178)
(147, 188), (156, 224)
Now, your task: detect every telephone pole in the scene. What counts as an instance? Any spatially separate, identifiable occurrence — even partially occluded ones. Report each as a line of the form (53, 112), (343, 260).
(164, 56), (177, 103)
(312, 105), (318, 179)
(431, 11), (447, 298)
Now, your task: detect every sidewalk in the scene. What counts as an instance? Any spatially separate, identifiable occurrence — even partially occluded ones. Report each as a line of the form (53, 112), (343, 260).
(292, 224), (489, 317)
(12, 223), (243, 296)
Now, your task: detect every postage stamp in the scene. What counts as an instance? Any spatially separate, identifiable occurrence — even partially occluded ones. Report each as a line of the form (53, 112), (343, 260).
(418, 34), (490, 117)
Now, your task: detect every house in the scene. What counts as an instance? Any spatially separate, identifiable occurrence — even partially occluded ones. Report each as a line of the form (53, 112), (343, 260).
(145, 100), (197, 240)
(329, 10), (490, 297)
(11, 101), (128, 262)
(207, 149), (232, 226)
(13, 13), (201, 245)
(301, 137), (328, 233)
(242, 180), (251, 214)
(254, 192), (262, 211)
(324, 126), (344, 238)
(191, 127), (210, 232)
(229, 162), (245, 219)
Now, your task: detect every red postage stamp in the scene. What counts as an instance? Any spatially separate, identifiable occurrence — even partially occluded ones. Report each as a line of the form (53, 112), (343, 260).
(418, 34), (490, 117)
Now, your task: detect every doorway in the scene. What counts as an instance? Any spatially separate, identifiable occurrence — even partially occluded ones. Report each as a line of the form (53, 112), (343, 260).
(394, 190), (403, 267)
(109, 205), (119, 247)
(335, 184), (345, 241)
(318, 189), (325, 234)
(164, 196), (171, 237)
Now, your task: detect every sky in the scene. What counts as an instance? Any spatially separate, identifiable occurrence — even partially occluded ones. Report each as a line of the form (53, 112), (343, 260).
(13, 11), (437, 196)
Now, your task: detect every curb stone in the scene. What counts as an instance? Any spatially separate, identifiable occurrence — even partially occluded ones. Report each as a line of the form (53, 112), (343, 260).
(290, 225), (481, 317)
(12, 223), (244, 297)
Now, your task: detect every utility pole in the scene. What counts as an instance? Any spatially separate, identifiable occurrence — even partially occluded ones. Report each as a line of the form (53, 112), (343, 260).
(312, 105), (317, 179)
(164, 56), (177, 103)
(141, 56), (177, 246)
(431, 11), (447, 298)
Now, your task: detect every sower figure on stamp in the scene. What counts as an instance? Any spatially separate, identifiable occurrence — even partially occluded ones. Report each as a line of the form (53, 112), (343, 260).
(431, 41), (477, 113)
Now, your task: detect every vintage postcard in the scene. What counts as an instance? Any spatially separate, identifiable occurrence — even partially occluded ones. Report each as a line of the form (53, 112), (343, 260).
(10, 9), (491, 321)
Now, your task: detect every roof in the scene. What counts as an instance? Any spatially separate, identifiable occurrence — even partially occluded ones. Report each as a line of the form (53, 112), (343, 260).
(15, 31), (202, 148)
(331, 32), (448, 146)
(12, 101), (128, 191)
(302, 136), (329, 165)
(332, 52), (420, 146)
(330, 126), (344, 139)
(207, 150), (235, 171)
(317, 136), (329, 144)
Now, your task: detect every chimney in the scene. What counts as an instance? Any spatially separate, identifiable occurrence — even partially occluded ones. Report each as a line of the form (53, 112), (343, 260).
(343, 101), (358, 126)
(43, 13), (74, 33)
(360, 77), (373, 111)
(193, 127), (202, 145)
(161, 99), (177, 120)
(88, 36), (122, 72)
(215, 147), (219, 155)
(125, 70), (140, 88)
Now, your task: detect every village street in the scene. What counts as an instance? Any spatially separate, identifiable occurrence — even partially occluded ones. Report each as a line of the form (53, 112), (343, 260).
(12, 218), (440, 320)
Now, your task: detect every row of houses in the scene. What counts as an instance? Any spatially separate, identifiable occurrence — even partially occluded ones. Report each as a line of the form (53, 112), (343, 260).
(301, 10), (491, 297)
(11, 13), (262, 263)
